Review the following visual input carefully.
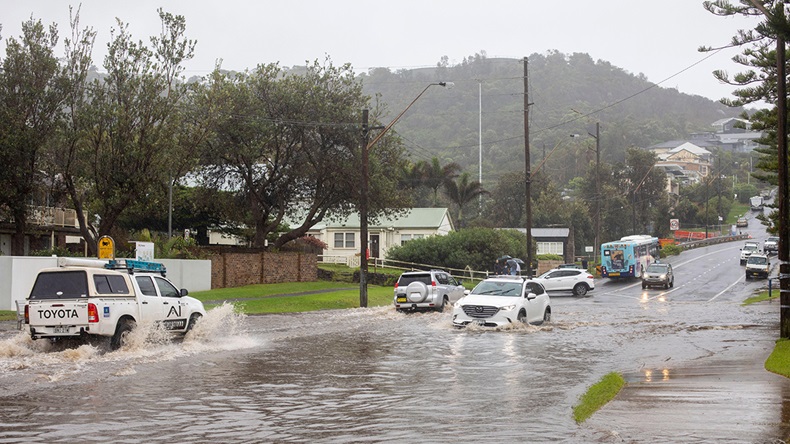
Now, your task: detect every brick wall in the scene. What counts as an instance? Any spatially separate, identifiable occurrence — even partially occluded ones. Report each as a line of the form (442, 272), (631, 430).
(210, 252), (317, 289)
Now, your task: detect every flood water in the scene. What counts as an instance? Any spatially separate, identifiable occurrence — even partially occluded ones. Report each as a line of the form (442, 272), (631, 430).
(1, 284), (787, 443)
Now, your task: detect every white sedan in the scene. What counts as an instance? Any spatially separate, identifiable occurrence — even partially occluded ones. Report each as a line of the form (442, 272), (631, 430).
(452, 276), (551, 328)
(534, 268), (595, 296)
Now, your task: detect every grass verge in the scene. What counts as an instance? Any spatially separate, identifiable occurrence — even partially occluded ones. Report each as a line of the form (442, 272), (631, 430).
(191, 281), (395, 314)
(0, 311), (15, 322)
(766, 339), (790, 378)
(743, 289), (778, 305)
(573, 372), (626, 423)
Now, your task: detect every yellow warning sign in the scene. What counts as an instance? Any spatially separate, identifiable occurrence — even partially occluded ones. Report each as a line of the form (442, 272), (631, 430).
(97, 235), (115, 259)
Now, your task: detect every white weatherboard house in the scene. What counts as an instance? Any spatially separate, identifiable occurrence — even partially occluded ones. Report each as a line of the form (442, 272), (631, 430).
(308, 208), (454, 260)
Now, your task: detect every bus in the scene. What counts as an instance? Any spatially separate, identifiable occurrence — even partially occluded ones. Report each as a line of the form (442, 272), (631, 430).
(600, 235), (660, 279)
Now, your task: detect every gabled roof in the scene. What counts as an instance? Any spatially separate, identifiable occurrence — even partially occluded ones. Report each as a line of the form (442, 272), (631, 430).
(311, 208), (454, 230)
(668, 142), (711, 156)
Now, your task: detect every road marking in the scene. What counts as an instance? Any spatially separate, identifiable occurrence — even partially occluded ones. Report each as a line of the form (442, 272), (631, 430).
(708, 275), (743, 302)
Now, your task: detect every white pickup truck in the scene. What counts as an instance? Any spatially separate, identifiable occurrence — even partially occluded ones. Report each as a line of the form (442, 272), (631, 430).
(23, 257), (206, 350)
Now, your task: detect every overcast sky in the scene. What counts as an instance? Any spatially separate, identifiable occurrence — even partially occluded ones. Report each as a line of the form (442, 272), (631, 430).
(2, 0), (765, 103)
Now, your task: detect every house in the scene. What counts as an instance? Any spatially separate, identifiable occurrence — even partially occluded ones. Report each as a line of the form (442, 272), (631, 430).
(655, 142), (712, 182)
(505, 227), (573, 263)
(306, 208), (454, 260)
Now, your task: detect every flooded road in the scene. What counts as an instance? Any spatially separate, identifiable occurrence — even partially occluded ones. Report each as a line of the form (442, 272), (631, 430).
(1, 235), (789, 442)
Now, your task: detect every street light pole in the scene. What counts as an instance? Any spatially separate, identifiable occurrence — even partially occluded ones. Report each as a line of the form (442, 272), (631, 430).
(359, 82), (452, 307)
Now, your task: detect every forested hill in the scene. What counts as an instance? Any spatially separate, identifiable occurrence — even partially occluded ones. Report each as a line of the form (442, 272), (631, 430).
(357, 51), (742, 184)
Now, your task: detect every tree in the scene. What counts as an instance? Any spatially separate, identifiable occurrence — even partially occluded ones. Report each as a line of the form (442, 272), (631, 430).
(199, 59), (412, 248)
(0, 18), (63, 255)
(444, 172), (487, 227)
(53, 10), (196, 255)
(421, 157), (461, 206)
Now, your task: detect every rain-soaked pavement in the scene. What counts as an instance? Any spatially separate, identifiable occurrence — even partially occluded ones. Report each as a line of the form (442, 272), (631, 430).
(0, 234), (789, 442)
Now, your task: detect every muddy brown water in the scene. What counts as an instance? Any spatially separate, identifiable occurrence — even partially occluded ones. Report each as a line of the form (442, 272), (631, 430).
(1, 240), (789, 442)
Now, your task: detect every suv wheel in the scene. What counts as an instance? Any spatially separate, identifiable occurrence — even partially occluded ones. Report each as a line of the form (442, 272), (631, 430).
(573, 283), (588, 297)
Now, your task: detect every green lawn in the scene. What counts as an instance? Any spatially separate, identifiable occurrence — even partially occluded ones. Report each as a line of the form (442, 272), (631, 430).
(192, 281), (395, 313)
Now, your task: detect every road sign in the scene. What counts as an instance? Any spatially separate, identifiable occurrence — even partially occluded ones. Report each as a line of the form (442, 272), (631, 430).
(670, 219), (679, 231)
(97, 235), (115, 259)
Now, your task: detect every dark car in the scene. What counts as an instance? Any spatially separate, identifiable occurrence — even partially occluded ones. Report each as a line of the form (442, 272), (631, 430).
(642, 263), (674, 289)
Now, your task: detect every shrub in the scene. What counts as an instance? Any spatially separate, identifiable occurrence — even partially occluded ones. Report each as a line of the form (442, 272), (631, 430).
(661, 244), (684, 257)
(386, 228), (532, 271)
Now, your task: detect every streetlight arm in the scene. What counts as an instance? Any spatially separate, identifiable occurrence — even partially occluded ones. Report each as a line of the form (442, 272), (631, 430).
(366, 82), (450, 150)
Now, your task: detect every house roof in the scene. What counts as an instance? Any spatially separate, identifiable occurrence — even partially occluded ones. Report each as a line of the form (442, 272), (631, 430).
(668, 142), (711, 156)
(311, 208), (454, 230)
(505, 227), (570, 238)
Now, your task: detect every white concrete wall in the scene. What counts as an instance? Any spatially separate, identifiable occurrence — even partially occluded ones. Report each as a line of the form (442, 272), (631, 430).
(0, 256), (212, 311)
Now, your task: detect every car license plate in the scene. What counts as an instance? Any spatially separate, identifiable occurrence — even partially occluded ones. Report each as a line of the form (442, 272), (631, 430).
(54, 326), (70, 334)
(396, 297), (407, 303)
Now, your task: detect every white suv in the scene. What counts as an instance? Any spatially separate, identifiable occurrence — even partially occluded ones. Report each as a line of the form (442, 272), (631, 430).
(393, 270), (465, 312)
(452, 276), (551, 327)
(534, 268), (595, 296)
(740, 241), (760, 265)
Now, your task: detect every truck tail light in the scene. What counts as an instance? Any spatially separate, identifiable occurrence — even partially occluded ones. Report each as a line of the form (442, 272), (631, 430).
(88, 303), (99, 323)
(24, 304), (29, 324)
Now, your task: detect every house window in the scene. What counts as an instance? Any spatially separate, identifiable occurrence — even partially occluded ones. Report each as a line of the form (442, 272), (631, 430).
(537, 241), (564, 255)
(333, 232), (355, 249)
(400, 234), (424, 245)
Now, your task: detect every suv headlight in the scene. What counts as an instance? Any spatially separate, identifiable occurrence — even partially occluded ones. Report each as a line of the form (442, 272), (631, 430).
(499, 304), (516, 312)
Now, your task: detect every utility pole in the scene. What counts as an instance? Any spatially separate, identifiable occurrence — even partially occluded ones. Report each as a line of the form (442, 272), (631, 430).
(777, 34), (790, 338)
(524, 57), (533, 278)
(594, 122), (600, 266)
(359, 109), (369, 308)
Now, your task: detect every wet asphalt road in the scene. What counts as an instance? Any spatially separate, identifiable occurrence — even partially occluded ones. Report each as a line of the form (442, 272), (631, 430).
(0, 215), (788, 443)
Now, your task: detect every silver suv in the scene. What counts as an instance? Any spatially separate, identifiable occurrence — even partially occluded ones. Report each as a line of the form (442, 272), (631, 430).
(393, 270), (465, 312)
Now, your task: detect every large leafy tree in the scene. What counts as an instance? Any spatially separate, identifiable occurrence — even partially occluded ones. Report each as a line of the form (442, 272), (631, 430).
(199, 59), (411, 248)
(52, 10), (197, 255)
(0, 18), (64, 255)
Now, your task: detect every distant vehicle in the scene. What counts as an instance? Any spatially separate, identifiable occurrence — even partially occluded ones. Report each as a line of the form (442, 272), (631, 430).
(764, 236), (779, 254)
(745, 253), (770, 279)
(452, 276), (550, 328)
(642, 263), (674, 289)
(534, 268), (595, 296)
(393, 270), (464, 312)
(736, 217), (748, 228)
(750, 196), (764, 211)
(740, 241), (760, 265)
(600, 235), (660, 279)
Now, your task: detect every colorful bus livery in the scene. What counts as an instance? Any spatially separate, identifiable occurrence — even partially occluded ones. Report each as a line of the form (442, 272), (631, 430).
(600, 235), (660, 279)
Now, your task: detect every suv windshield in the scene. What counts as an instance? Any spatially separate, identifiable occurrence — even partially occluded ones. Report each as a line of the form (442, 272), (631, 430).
(646, 264), (669, 273)
(29, 271), (89, 300)
(472, 281), (522, 296)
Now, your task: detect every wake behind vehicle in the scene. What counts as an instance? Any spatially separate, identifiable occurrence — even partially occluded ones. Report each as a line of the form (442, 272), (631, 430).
(641, 263), (674, 289)
(452, 276), (550, 328)
(393, 270), (464, 312)
(23, 257), (206, 350)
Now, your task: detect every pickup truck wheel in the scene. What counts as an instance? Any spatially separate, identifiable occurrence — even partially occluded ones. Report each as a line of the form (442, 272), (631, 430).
(110, 319), (136, 351)
(186, 313), (202, 332)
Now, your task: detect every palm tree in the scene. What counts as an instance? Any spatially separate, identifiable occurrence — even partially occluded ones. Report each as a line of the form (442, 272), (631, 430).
(421, 157), (461, 206)
(444, 172), (488, 227)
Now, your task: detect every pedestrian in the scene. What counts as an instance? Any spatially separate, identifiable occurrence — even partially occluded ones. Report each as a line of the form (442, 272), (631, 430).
(508, 259), (521, 276)
(495, 259), (504, 275)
